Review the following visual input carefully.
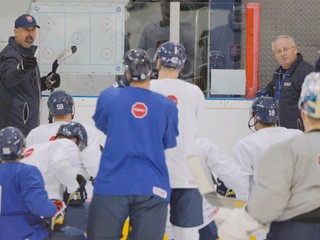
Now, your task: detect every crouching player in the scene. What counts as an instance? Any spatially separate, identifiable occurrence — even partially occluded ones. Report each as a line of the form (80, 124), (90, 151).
(0, 126), (85, 239)
(23, 122), (89, 235)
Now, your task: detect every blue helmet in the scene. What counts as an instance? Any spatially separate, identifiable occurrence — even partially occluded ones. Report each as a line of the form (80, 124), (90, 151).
(251, 97), (279, 124)
(298, 72), (320, 119)
(157, 42), (187, 70)
(47, 90), (74, 117)
(0, 127), (25, 161)
(123, 48), (152, 81)
(56, 122), (88, 151)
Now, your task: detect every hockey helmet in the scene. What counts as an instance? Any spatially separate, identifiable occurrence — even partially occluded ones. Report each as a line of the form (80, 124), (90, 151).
(123, 48), (152, 81)
(251, 97), (279, 124)
(0, 127), (25, 160)
(56, 122), (88, 151)
(157, 41), (187, 70)
(248, 97), (280, 129)
(298, 72), (320, 119)
(47, 90), (74, 117)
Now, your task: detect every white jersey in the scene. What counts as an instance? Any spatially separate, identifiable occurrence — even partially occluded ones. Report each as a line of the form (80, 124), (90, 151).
(150, 78), (205, 188)
(195, 138), (244, 198)
(232, 127), (302, 200)
(22, 139), (80, 200)
(196, 138), (243, 228)
(26, 121), (102, 198)
(26, 121), (102, 179)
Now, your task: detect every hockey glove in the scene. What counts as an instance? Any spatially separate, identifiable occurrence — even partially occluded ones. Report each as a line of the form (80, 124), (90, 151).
(42, 199), (66, 231)
(65, 174), (87, 206)
(40, 72), (61, 91)
(255, 89), (270, 98)
(218, 207), (269, 240)
(217, 178), (236, 198)
(17, 56), (37, 72)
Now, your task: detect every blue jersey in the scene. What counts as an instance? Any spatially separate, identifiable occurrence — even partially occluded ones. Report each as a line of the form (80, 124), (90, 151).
(0, 162), (56, 240)
(93, 86), (179, 201)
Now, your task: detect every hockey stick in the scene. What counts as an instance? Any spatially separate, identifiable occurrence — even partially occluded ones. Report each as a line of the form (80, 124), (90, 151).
(52, 45), (77, 74)
(47, 45), (78, 92)
(47, 46), (77, 123)
(186, 155), (245, 209)
(203, 192), (245, 209)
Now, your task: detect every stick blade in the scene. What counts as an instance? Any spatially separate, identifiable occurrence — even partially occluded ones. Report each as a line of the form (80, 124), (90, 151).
(204, 192), (245, 209)
(71, 45), (77, 54)
(56, 46), (77, 65)
(186, 155), (245, 209)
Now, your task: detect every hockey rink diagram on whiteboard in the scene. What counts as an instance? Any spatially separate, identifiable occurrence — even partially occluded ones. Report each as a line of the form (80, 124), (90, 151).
(32, 3), (125, 75)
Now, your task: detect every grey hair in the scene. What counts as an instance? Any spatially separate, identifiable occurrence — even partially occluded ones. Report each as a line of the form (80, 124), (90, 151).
(271, 35), (296, 52)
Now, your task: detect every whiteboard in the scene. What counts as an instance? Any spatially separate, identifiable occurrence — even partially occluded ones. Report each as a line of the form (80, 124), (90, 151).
(210, 69), (246, 96)
(32, 3), (125, 75)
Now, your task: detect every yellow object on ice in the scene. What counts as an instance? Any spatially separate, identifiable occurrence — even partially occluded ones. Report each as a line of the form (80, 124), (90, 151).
(121, 218), (168, 240)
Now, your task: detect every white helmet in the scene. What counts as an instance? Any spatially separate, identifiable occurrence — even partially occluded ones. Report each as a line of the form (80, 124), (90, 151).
(298, 72), (320, 118)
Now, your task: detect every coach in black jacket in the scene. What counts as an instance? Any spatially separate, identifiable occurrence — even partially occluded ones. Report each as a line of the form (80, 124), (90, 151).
(256, 35), (314, 130)
(0, 14), (60, 136)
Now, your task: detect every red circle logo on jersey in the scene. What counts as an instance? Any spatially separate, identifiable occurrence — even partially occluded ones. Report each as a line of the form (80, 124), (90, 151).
(167, 95), (178, 105)
(24, 148), (34, 158)
(49, 136), (56, 141)
(131, 102), (148, 119)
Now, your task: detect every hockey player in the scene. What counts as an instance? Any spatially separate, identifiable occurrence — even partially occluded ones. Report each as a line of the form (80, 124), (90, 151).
(195, 97), (301, 203)
(218, 72), (320, 240)
(0, 126), (57, 239)
(231, 96), (302, 201)
(150, 41), (205, 240)
(195, 97), (301, 240)
(23, 122), (88, 202)
(23, 122), (89, 232)
(26, 89), (102, 198)
(87, 48), (179, 240)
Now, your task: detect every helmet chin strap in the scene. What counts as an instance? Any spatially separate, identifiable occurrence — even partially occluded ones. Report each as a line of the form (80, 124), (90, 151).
(248, 115), (258, 133)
